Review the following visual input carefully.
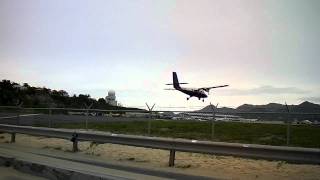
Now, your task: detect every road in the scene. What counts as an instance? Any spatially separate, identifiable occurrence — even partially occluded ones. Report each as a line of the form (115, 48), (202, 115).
(0, 113), (151, 126)
(1, 113), (316, 127)
(0, 143), (214, 180)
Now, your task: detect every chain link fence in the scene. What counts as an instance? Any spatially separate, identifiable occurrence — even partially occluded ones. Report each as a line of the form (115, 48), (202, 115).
(0, 105), (319, 148)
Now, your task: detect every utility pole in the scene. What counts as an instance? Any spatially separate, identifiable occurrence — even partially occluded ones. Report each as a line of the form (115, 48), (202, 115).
(146, 103), (155, 136)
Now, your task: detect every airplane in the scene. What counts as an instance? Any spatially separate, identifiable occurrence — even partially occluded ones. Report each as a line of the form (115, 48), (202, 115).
(165, 72), (229, 102)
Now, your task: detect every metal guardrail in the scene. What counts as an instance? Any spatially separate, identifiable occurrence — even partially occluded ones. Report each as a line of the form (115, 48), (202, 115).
(0, 124), (319, 166)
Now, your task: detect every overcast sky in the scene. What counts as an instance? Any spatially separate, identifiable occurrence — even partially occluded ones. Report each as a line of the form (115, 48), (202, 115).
(1, 0), (319, 109)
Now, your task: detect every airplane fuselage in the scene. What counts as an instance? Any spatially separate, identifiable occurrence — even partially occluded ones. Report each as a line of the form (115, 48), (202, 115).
(176, 87), (208, 99)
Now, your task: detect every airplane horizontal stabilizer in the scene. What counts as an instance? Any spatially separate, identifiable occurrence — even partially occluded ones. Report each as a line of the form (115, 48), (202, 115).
(165, 83), (188, 85)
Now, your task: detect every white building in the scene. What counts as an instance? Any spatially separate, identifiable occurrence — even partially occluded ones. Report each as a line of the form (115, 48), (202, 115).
(105, 90), (117, 106)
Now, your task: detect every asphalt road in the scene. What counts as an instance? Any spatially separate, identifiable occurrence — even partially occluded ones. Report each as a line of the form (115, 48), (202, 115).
(0, 113), (151, 126)
(0, 143), (215, 180)
(1, 113), (315, 126)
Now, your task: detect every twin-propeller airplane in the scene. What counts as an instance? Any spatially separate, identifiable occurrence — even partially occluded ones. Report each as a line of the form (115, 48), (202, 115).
(165, 72), (229, 102)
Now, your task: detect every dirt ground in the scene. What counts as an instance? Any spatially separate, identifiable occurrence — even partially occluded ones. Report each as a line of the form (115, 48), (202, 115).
(0, 133), (319, 180)
(0, 166), (47, 180)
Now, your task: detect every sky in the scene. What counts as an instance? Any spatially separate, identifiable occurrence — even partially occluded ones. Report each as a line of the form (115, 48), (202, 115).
(1, 0), (320, 110)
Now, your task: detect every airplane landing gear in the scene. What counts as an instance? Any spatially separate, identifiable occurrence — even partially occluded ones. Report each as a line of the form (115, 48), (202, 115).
(187, 97), (190, 100)
(202, 99), (204, 102)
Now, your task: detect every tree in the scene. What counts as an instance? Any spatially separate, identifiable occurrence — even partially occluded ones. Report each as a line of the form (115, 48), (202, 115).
(98, 98), (106, 104)
(0, 80), (17, 105)
(23, 83), (30, 88)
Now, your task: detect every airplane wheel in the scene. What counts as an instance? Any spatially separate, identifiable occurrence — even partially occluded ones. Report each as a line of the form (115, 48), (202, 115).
(187, 97), (189, 100)
(202, 99), (204, 102)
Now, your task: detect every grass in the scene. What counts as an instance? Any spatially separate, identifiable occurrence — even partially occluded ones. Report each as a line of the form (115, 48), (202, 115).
(50, 120), (320, 148)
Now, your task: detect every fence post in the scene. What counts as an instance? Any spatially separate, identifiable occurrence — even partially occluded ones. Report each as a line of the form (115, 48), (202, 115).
(84, 103), (93, 131)
(169, 149), (176, 167)
(146, 103), (155, 136)
(210, 103), (218, 140)
(16, 101), (23, 126)
(285, 103), (291, 145)
(86, 109), (88, 130)
(16, 110), (20, 126)
(48, 108), (52, 128)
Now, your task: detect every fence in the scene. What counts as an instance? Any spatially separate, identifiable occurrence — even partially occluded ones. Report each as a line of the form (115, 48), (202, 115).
(0, 105), (319, 148)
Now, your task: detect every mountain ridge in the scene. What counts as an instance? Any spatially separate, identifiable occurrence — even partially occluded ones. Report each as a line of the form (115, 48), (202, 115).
(198, 101), (320, 113)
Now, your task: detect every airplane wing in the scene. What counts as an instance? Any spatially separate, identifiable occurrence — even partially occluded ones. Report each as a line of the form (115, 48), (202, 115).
(198, 85), (229, 92)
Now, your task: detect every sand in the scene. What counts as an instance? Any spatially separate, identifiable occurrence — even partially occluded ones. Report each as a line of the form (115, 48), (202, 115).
(0, 133), (319, 180)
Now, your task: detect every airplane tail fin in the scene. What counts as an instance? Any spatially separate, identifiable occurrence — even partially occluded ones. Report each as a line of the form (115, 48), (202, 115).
(173, 72), (180, 89)
(165, 72), (187, 89)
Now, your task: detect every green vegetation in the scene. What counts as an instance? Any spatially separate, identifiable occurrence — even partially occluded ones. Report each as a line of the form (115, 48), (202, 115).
(0, 79), (138, 110)
(52, 120), (320, 148)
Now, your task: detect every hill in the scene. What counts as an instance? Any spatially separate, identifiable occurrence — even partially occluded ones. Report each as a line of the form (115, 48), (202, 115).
(199, 101), (320, 113)
(198, 105), (236, 113)
(290, 101), (320, 113)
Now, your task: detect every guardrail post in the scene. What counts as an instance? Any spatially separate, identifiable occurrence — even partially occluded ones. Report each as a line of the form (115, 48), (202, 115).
(169, 149), (176, 167)
(71, 133), (79, 152)
(10, 133), (16, 143)
(73, 140), (78, 152)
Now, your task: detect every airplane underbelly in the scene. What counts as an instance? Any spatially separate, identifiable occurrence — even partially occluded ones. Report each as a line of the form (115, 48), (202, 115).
(180, 90), (193, 96)
(181, 90), (206, 98)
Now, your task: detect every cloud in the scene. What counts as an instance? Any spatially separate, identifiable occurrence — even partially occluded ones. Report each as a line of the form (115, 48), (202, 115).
(220, 85), (308, 96)
(300, 97), (320, 103)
